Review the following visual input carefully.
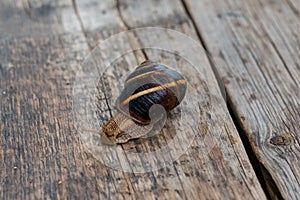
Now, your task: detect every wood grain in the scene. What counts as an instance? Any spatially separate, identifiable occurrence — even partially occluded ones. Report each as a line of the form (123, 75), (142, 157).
(74, 0), (266, 199)
(184, 0), (300, 199)
(0, 0), (276, 199)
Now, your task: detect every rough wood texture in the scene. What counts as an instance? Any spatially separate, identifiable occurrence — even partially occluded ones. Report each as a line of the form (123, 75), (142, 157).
(184, 0), (300, 199)
(1, 0), (296, 199)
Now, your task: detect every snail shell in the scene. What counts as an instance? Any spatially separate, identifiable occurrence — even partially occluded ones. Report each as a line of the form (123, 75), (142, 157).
(101, 60), (187, 144)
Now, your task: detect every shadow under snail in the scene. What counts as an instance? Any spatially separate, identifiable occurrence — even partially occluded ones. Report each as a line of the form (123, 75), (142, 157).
(98, 60), (187, 144)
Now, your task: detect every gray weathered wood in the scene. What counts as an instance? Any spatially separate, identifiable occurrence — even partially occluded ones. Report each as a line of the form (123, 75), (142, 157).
(184, 0), (300, 199)
(0, 0), (278, 199)
(68, 0), (266, 199)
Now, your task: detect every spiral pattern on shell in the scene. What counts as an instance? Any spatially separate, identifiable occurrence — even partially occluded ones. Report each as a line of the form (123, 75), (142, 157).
(116, 60), (187, 124)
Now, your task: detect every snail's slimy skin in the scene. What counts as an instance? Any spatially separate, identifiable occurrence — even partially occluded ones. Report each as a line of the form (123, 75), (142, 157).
(101, 112), (153, 144)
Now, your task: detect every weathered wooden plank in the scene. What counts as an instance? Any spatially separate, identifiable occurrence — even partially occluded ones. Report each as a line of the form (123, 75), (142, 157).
(0, 0), (82, 39)
(0, 0), (271, 200)
(0, 0), (103, 199)
(74, 0), (266, 199)
(184, 0), (300, 199)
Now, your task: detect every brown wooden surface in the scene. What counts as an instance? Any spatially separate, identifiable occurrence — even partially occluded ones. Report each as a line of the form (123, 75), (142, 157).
(0, 0), (298, 199)
(184, 0), (300, 199)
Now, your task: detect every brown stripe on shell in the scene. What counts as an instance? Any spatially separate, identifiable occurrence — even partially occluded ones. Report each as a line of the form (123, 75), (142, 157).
(121, 79), (186, 106)
(116, 60), (187, 125)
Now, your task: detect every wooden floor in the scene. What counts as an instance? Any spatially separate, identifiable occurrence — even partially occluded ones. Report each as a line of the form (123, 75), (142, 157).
(0, 0), (299, 199)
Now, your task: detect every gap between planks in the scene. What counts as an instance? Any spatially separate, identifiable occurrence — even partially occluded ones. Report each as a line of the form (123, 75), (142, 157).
(180, 0), (276, 198)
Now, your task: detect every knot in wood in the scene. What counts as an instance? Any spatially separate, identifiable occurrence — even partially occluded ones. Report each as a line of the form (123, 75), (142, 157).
(270, 135), (291, 146)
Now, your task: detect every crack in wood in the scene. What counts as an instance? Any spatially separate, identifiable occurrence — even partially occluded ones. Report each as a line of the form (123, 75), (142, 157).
(115, 0), (148, 60)
(227, 96), (284, 200)
(1, 0), (281, 198)
(71, 0), (91, 50)
(180, 0), (226, 102)
(71, 0), (114, 118)
(180, 0), (286, 199)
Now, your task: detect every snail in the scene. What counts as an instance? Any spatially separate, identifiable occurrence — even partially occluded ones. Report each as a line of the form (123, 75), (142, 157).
(99, 60), (187, 144)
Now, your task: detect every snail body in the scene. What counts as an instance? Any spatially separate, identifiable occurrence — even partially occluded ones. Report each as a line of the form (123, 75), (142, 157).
(101, 60), (187, 144)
